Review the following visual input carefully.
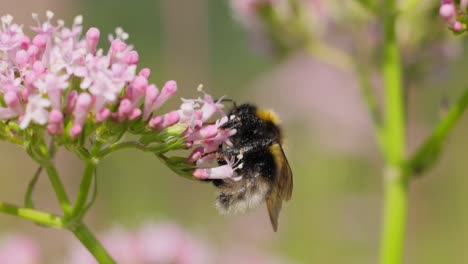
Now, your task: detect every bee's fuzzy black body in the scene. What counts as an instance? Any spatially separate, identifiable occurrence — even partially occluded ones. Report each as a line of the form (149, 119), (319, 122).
(212, 103), (293, 231)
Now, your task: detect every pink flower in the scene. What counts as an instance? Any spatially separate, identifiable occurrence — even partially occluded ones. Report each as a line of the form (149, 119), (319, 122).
(67, 223), (212, 264)
(70, 93), (92, 137)
(143, 80), (178, 119)
(20, 94), (50, 129)
(439, 0), (466, 32)
(0, 235), (41, 264)
(34, 72), (69, 109)
(0, 15), (24, 51)
(193, 155), (242, 180)
(0, 12), (240, 181)
(136, 222), (212, 264)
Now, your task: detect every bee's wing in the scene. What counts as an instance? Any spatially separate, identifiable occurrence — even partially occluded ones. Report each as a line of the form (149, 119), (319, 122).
(267, 143), (293, 232)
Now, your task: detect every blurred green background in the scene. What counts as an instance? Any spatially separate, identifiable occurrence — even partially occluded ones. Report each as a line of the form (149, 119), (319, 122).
(0, 0), (468, 263)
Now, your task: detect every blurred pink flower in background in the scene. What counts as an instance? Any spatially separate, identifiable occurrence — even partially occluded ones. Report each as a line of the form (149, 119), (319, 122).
(439, 0), (464, 32)
(68, 222), (212, 264)
(0, 234), (41, 264)
(252, 53), (376, 156)
(66, 221), (296, 264)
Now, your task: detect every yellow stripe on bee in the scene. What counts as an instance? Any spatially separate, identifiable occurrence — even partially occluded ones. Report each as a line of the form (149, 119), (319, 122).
(269, 144), (284, 169)
(256, 109), (281, 125)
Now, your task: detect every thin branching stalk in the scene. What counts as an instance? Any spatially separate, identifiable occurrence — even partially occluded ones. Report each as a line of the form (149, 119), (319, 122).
(379, 1), (408, 263)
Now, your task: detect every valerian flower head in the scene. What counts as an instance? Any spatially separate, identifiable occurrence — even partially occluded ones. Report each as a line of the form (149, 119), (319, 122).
(230, 0), (311, 56)
(0, 12), (240, 181)
(439, 0), (468, 33)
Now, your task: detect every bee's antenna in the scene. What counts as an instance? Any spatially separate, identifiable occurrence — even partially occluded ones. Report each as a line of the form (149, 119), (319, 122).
(218, 98), (237, 109)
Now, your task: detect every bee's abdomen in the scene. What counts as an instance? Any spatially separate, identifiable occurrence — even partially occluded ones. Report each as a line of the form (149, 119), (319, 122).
(215, 176), (271, 215)
(214, 148), (277, 214)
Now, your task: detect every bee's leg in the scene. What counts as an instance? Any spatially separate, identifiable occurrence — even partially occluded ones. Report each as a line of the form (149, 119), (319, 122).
(219, 116), (241, 130)
(219, 138), (275, 157)
(218, 148), (241, 156)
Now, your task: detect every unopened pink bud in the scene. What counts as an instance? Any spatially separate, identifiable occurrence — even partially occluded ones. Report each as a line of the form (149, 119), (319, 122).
(149, 116), (162, 128)
(86, 27), (100, 53)
(193, 164), (234, 179)
(76, 93), (92, 110)
(111, 39), (126, 52)
(186, 146), (204, 163)
(21, 89), (29, 100)
(185, 141), (194, 148)
(47, 123), (58, 134)
(70, 124), (82, 137)
(194, 110), (203, 120)
(32, 34), (47, 49)
(66, 90), (78, 113)
(139, 68), (151, 78)
(118, 99), (132, 116)
(49, 109), (63, 123)
(123, 50), (139, 64)
(161, 80), (177, 96)
(15, 50), (29, 67)
(200, 125), (218, 138)
(129, 108), (142, 120)
(129, 76), (148, 102)
(187, 125), (218, 141)
(96, 108), (110, 122)
(143, 84), (159, 120)
(193, 169), (209, 179)
(27, 45), (39, 59)
(132, 76), (148, 90)
(20, 35), (30, 49)
(47, 110), (64, 135)
(24, 72), (37, 87)
(158, 111), (180, 130)
(4, 91), (23, 115)
(453, 21), (463, 32)
(32, 61), (45, 75)
(149, 80), (177, 114)
(71, 93), (93, 136)
(4, 91), (19, 107)
(440, 3), (456, 24)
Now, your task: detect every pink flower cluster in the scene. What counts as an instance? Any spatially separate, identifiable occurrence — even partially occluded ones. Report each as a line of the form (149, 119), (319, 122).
(69, 222), (291, 264)
(0, 222), (293, 263)
(68, 223), (212, 264)
(0, 11), (179, 137)
(177, 87), (239, 179)
(0, 11), (241, 180)
(0, 234), (40, 264)
(439, 0), (468, 32)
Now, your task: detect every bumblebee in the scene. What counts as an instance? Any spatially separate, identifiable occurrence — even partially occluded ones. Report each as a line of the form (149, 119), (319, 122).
(211, 103), (293, 231)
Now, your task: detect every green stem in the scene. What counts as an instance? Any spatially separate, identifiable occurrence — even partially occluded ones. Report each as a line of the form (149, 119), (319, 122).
(98, 141), (144, 158)
(71, 222), (116, 264)
(355, 0), (378, 13)
(24, 166), (42, 208)
(72, 160), (97, 218)
(79, 169), (98, 219)
(379, 1), (407, 264)
(408, 89), (468, 175)
(399, 0), (422, 13)
(382, 6), (404, 166)
(98, 141), (176, 158)
(380, 167), (409, 264)
(44, 164), (73, 217)
(354, 61), (386, 152)
(0, 201), (66, 228)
